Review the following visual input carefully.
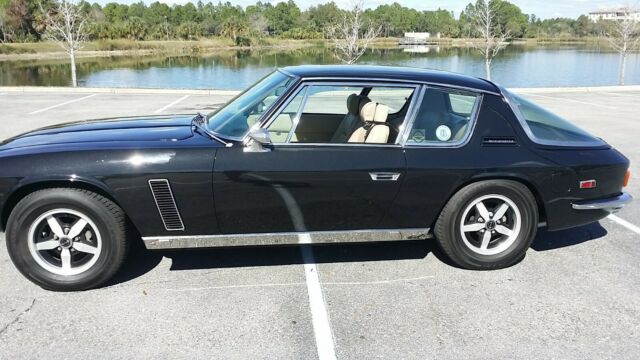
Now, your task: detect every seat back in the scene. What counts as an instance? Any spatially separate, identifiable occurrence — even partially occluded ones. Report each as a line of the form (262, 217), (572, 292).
(348, 102), (390, 144)
(330, 94), (370, 143)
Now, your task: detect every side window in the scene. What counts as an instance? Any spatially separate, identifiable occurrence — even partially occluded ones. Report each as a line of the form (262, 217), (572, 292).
(367, 87), (415, 113)
(509, 92), (603, 145)
(407, 88), (480, 145)
(302, 86), (364, 114)
(266, 83), (416, 145)
(266, 87), (307, 143)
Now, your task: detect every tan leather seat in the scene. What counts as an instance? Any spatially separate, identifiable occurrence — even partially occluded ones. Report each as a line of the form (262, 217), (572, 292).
(348, 102), (390, 144)
(331, 94), (370, 143)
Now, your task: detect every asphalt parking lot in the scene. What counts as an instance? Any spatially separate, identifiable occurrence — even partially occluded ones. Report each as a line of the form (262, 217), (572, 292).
(0, 87), (639, 359)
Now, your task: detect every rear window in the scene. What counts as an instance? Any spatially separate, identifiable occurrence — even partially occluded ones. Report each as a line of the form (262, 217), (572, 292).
(508, 92), (605, 146)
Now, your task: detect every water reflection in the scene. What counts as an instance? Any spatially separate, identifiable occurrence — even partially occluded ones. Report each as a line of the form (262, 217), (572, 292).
(0, 44), (638, 88)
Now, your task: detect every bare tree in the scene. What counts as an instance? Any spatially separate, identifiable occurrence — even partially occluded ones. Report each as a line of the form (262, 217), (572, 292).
(469, 0), (510, 80)
(40, 0), (87, 87)
(604, 7), (640, 85)
(326, 1), (381, 64)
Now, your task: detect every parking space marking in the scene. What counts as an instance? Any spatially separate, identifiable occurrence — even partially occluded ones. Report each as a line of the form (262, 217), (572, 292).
(154, 95), (190, 114)
(600, 91), (640, 98)
(299, 234), (338, 360)
(608, 214), (640, 235)
(526, 93), (617, 109)
(28, 94), (98, 115)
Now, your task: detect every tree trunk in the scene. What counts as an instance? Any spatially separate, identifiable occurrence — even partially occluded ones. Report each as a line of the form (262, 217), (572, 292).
(619, 52), (626, 86)
(69, 49), (77, 88)
(485, 56), (491, 80)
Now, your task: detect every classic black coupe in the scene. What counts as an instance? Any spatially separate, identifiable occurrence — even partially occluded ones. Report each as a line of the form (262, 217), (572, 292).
(0, 65), (632, 291)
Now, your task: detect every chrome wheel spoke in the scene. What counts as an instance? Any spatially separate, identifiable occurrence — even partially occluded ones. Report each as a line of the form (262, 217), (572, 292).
(60, 249), (72, 271)
(73, 242), (98, 255)
(475, 202), (491, 221)
(493, 203), (510, 220)
(67, 219), (88, 239)
(462, 223), (485, 232)
(36, 240), (59, 251)
(495, 225), (514, 236)
(480, 231), (492, 250)
(46, 216), (65, 238)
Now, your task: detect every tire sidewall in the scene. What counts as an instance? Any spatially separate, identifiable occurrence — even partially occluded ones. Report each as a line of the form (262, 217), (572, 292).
(6, 189), (123, 290)
(441, 181), (538, 268)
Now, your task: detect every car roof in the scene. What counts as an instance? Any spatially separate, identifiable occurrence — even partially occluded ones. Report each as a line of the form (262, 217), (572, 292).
(280, 65), (500, 94)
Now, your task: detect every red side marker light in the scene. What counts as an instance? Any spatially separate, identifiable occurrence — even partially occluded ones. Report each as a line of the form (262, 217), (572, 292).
(579, 180), (597, 189)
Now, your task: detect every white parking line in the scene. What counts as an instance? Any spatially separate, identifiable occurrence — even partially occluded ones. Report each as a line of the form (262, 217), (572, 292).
(154, 95), (190, 114)
(299, 235), (337, 360)
(28, 94), (98, 115)
(600, 91), (640, 98)
(526, 93), (617, 110)
(608, 214), (640, 235)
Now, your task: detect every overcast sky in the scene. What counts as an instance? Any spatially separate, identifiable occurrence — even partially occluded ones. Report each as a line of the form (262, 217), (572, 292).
(96, 0), (632, 20)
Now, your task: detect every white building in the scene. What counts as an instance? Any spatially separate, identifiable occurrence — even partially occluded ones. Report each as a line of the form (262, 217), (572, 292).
(588, 8), (640, 22)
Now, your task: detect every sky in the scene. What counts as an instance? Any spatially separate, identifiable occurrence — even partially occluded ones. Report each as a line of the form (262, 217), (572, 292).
(95, 0), (633, 20)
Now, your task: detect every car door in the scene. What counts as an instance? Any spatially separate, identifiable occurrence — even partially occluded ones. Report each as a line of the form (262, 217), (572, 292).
(212, 82), (421, 235)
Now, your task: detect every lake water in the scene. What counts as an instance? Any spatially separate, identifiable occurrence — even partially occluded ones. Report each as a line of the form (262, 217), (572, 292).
(1, 44), (638, 89)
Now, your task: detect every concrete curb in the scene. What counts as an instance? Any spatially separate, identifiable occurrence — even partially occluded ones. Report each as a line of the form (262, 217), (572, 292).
(1, 85), (639, 95)
(0, 86), (239, 96)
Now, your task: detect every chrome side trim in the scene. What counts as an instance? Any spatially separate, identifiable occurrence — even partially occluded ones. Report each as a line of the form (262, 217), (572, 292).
(571, 192), (633, 212)
(142, 228), (432, 249)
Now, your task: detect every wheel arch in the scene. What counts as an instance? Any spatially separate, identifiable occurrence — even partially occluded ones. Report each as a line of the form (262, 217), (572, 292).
(1, 177), (125, 231)
(438, 174), (547, 227)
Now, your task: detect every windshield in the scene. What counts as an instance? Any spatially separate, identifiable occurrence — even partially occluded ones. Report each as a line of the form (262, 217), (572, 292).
(506, 91), (605, 147)
(206, 71), (296, 139)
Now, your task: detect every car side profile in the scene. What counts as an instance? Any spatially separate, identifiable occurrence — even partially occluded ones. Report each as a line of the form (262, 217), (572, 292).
(0, 65), (632, 291)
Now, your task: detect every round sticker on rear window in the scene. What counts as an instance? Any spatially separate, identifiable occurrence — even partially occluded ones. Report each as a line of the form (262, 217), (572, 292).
(436, 125), (452, 141)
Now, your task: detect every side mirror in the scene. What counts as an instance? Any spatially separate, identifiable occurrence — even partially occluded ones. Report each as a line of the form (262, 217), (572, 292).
(244, 128), (272, 152)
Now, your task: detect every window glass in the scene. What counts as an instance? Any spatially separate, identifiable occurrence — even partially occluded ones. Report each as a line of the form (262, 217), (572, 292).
(302, 86), (364, 114)
(407, 88), (479, 145)
(266, 84), (415, 144)
(266, 87), (307, 143)
(509, 93), (604, 145)
(367, 87), (414, 113)
(206, 71), (295, 138)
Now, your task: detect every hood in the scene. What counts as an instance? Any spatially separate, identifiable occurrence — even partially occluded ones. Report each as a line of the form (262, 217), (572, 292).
(1, 115), (196, 150)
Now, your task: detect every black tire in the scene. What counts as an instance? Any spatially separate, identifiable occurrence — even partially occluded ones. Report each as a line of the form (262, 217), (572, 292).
(6, 188), (128, 291)
(434, 180), (538, 270)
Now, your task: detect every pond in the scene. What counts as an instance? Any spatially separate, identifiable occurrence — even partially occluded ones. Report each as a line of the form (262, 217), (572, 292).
(1, 44), (638, 89)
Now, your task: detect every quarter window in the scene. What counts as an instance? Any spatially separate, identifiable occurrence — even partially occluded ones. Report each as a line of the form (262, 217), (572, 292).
(508, 92), (604, 146)
(407, 88), (480, 145)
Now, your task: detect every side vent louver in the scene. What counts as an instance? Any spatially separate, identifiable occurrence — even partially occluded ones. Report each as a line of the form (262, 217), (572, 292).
(482, 137), (518, 146)
(149, 179), (185, 231)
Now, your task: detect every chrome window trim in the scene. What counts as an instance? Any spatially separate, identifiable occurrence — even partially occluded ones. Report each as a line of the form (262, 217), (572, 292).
(498, 85), (607, 148)
(399, 86), (484, 148)
(300, 76), (501, 96)
(258, 80), (422, 147)
(142, 228), (433, 249)
(285, 86), (310, 143)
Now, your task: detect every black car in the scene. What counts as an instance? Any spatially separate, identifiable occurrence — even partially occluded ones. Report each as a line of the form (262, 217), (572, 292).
(0, 65), (632, 291)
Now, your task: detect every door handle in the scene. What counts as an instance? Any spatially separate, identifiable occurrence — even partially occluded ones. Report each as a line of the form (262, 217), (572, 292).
(369, 172), (401, 181)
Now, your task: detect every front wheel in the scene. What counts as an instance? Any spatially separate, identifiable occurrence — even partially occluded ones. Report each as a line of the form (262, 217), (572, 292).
(6, 188), (128, 291)
(434, 180), (538, 270)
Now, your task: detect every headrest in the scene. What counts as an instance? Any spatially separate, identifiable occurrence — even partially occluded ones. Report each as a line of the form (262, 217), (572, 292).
(360, 102), (389, 123)
(347, 94), (371, 115)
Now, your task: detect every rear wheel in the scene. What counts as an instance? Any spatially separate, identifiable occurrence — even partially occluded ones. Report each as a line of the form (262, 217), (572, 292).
(435, 180), (538, 270)
(6, 188), (127, 291)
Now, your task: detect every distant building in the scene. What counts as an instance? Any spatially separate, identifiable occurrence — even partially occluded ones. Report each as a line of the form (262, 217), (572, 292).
(588, 7), (640, 22)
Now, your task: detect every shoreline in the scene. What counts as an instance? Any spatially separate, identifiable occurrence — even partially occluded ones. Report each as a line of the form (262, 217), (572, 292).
(2, 85), (639, 95)
(0, 37), (607, 62)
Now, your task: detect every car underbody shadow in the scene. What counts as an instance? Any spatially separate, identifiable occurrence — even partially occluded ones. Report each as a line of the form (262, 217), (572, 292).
(531, 221), (607, 251)
(105, 239), (437, 286)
